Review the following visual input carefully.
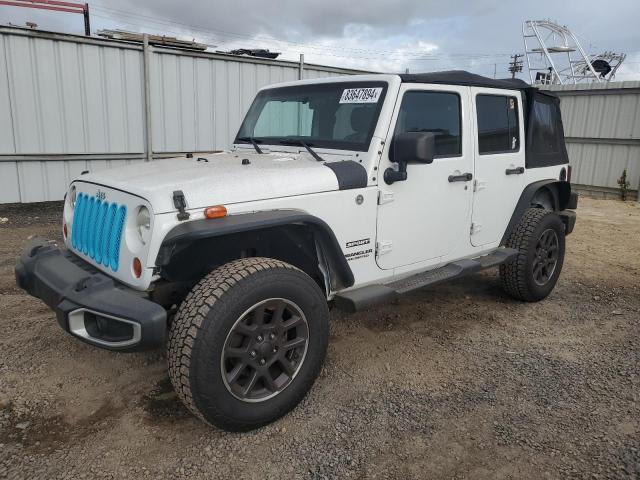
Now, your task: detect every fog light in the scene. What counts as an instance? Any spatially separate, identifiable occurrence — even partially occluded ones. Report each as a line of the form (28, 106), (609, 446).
(133, 257), (142, 278)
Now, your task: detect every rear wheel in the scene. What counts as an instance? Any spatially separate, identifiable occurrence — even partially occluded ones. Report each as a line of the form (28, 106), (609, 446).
(167, 257), (329, 431)
(500, 208), (566, 302)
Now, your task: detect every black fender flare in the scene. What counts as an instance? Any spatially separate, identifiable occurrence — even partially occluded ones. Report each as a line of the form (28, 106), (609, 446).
(156, 210), (354, 290)
(500, 180), (572, 245)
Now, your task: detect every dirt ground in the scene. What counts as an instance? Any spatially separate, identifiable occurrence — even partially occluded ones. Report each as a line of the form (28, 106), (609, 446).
(0, 197), (638, 480)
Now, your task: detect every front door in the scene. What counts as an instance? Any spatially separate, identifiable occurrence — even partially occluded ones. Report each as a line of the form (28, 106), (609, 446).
(470, 88), (526, 247)
(376, 84), (474, 270)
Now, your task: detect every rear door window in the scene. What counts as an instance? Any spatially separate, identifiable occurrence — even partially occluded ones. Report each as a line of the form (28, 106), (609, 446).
(476, 95), (520, 154)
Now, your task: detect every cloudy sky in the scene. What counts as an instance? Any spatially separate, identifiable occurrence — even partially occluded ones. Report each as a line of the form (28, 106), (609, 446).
(3, 0), (640, 80)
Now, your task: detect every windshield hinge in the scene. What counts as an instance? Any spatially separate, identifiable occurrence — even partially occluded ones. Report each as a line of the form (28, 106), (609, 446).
(172, 190), (190, 221)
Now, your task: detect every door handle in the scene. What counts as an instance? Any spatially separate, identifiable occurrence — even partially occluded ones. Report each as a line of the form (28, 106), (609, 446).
(505, 166), (525, 175)
(448, 172), (473, 182)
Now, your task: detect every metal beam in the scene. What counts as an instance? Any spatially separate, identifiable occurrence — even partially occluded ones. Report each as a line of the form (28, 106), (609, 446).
(0, 25), (143, 50)
(542, 87), (640, 96)
(565, 137), (640, 146)
(0, 152), (220, 162)
(299, 53), (304, 80)
(142, 34), (153, 162)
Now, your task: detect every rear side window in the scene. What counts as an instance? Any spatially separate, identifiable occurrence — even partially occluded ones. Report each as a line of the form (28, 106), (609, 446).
(476, 95), (520, 154)
(530, 99), (561, 155)
(394, 91), (462, 157)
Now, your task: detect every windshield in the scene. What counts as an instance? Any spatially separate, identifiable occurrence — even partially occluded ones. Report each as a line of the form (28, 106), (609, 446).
(235, 82), (388, 152)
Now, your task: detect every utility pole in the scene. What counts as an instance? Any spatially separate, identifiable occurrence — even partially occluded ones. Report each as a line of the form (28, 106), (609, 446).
(508, 54), (524, 79)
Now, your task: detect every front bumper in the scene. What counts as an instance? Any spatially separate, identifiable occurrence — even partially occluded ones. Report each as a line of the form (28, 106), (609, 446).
(15, 238), (166, 351)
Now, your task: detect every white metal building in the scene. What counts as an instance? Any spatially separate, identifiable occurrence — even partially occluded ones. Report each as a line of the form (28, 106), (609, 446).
(0, 26), (366, 203)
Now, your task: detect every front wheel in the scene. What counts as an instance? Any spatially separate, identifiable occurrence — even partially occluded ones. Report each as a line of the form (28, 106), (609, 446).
(500, 208), (566, 302)
(167, 257), (329, 431)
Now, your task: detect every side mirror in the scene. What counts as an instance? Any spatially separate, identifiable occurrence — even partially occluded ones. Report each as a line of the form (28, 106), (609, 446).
(384, 132), (436, 184)
(393, 132), (436, 164)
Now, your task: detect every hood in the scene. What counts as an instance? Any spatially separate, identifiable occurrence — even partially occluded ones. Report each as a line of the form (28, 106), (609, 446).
(76, 151), (341, 213)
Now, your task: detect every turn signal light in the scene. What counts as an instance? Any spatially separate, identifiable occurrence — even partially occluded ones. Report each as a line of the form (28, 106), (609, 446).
(204, 205), (227, 219)
(133, 257), (142, 278)
(63, 223), (68, 239)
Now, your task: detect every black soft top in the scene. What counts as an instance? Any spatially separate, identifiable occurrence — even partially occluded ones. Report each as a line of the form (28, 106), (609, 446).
(399, 70), (531, 91)
(399, 70), (568, 169)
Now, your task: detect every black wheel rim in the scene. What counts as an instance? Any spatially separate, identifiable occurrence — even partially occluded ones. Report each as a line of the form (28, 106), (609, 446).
(221, 298), (309, 403)
(533, 228), (559, 286)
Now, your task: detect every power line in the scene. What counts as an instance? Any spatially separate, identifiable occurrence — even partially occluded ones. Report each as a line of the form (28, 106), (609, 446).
(89, 3), (516, 62)
(91, 10), (520, 73)
(90, 10), (509, 66)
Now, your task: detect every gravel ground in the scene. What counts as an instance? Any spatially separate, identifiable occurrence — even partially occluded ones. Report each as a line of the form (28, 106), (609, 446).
(0, 197), (638, 480)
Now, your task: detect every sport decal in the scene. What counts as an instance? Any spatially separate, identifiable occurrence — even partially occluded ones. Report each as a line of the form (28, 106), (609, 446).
(346, 238), (370, 248)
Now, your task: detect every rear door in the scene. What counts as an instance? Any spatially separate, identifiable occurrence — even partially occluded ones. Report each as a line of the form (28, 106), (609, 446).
(470, 88), (526, 247)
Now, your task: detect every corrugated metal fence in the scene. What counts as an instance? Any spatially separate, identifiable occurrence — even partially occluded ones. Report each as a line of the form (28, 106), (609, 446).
(0, 26), (364, 203)
(2, 25), (638, 203)
(542, 82), (640, 200)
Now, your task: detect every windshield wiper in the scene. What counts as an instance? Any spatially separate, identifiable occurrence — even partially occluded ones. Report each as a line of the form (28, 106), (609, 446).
(278, 138), (324, 162)
(237, 136), (263, 154)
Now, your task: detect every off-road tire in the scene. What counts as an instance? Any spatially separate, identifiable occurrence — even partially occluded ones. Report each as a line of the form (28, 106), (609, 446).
(500, 208), (566, 302)
(167, 257), (329, 431)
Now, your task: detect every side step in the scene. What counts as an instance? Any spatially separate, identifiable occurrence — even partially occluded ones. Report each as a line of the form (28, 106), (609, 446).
(334, 247), (518, 313)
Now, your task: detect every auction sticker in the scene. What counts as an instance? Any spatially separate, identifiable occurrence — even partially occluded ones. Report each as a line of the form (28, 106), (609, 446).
(339, 87), (382, 104)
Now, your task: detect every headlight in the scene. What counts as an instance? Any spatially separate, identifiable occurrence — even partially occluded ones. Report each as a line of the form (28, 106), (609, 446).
(68, 185), (77, 209)
(136, 206), (151, 244)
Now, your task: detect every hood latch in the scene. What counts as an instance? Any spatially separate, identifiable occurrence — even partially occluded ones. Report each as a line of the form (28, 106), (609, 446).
(172, 190), (190, 221)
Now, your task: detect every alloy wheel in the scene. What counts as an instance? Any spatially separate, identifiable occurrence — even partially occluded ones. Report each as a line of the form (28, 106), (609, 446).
(221, 298), (309, 402)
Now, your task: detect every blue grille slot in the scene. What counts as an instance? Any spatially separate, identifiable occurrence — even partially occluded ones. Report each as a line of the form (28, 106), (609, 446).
(70, 193), (127, 272)
(101, 203), (117, 269)
(93, 201), (108, 264)
(71, 193), (86, 249)
(80, 197), (94, 254)
(86, 197), (97, 258)
(109, 206), (127, 271)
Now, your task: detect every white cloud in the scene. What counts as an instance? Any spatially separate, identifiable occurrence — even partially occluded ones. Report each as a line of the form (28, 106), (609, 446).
(2, 0), (639, 80)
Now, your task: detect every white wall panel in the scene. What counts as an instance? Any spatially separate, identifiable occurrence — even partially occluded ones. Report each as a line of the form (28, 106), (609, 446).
(567, 142), (640, 190)
(0, 163), (20, 203)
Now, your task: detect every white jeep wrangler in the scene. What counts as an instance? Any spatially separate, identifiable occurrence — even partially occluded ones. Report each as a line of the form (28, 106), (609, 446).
(16, 71), (577, 431)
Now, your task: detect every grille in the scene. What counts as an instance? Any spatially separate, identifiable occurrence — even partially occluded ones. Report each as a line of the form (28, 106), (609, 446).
(71, 193), (127, 272)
